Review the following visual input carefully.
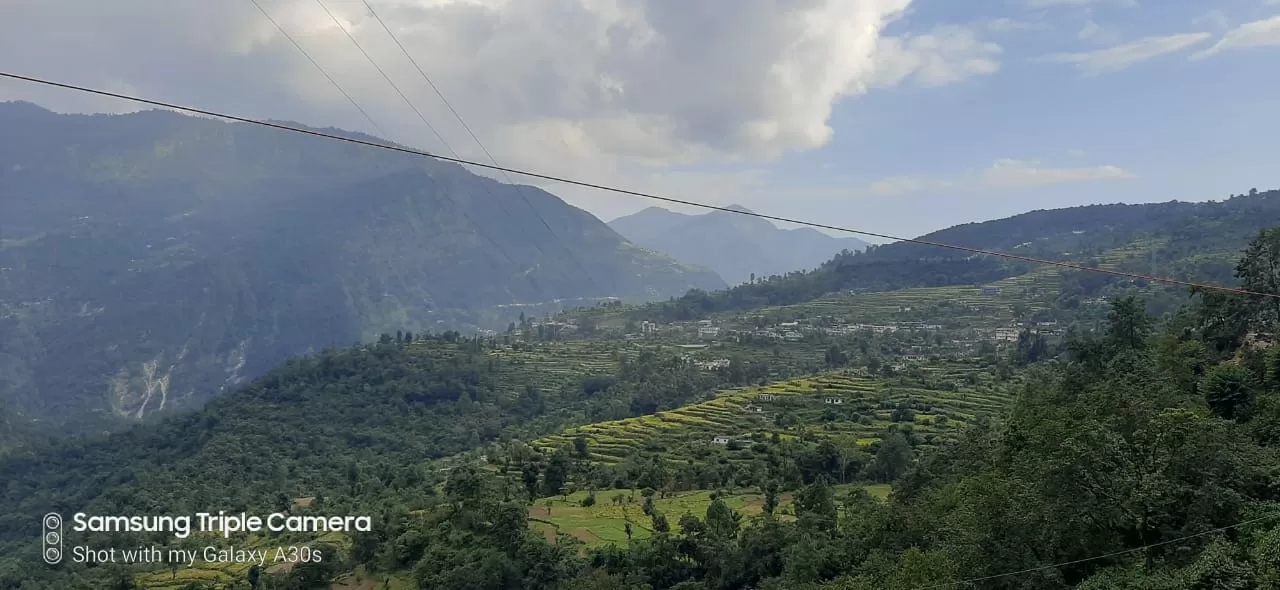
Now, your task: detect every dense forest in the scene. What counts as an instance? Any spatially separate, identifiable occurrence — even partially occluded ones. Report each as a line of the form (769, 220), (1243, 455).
(337, 230), (1280, 590)
(5, 230), (1280, 588)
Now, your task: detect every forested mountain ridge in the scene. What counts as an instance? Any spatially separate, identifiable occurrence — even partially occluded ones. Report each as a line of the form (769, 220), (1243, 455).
(5, 230), (1280, 589)
(641, 189), (1280, 321)
(0, 101), (724, 433)
(609, 204), (869, 286)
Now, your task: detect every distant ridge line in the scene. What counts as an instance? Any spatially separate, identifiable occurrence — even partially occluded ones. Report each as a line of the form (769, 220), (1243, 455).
(1, 70), (1277, 300)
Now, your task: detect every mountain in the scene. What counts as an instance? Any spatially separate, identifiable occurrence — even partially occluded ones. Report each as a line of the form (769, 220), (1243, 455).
(639, 190), (1280, 321)
(608, 205), (869, 285)
(0, 101), (724, 433)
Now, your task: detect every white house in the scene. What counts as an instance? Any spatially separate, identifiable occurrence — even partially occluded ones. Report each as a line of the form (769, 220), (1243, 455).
(757, 393), (780, 402)
(823, 397), (844, 405)
(711, 436), (732, 445)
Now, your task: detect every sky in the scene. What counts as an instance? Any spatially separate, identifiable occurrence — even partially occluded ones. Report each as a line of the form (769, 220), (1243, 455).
(1, 0), (1278, 241)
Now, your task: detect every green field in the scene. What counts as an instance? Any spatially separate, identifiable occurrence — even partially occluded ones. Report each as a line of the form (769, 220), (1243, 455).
(529, 485), (891, 548)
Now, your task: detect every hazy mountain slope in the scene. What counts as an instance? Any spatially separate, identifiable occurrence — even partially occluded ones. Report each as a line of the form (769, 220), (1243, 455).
(0, 101), (724, 432)
(609, 205), (869, 285)
(640, 190), (1280, 320)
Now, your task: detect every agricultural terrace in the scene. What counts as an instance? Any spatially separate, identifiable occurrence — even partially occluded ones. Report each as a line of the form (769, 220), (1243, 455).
(533, 370), (1014, 467)
(479, 340), (623, 395)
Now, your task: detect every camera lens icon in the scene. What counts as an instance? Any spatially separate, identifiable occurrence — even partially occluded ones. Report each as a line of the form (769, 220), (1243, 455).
(42, 513), (63, 565)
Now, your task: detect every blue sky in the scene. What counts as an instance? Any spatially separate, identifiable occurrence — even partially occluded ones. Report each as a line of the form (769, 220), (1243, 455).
(704, 0), (1280, 239)
(1, 0), (1277, 241)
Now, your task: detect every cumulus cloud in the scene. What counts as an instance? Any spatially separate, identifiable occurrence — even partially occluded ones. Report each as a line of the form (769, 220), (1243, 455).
(1190, 15), (1280, 60)
(1036, 32), (1211, 74)
(0, 0), (1010, 218)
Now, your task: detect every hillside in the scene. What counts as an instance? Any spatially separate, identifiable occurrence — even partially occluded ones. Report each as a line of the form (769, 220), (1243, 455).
(631, 190), (1280, 321)
(0, 332), (733, 587)
(0, 101), (724, 433)
(3, 228), (1280, 589)
(609, 205), (869, 285)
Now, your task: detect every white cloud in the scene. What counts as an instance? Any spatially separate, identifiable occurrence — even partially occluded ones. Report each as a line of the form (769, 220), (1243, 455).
(1076, 20), (1118, 44)
(828, 158), (1135, 199)
(1022, 0), (1137, 8)
(0, 0), (1012, 219)
(981, 158), (1133, 187)
(865, 158), (1136, 198)
(1191, 10), (1230, 31)
(1190, 15), (1280, 60)
(868, 175), (956, 197)
(982, 17), (1049, 33)
(1037, 32), (1211, 74)
(868, 25), (1003, 88)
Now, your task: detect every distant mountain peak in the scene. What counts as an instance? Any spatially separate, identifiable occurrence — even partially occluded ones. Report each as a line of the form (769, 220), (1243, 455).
(609, 203), (869, 285)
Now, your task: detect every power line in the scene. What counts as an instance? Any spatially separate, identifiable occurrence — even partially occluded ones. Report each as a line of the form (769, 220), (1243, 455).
(311, 0), (606, 297)
(4, 69), (1277, 301)
(355, 0), (616, 296)
(245, 2), (532, 297)
(248, 0), (389, 139)
(311, 0), (449, 151)
(912, 511), (1279, 589)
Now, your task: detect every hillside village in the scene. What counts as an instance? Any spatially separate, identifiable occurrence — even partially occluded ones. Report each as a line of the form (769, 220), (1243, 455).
(494, 283), (1108, 375)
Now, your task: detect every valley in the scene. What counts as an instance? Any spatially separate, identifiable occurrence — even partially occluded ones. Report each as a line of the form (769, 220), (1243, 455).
(6, 192), (1280, 588)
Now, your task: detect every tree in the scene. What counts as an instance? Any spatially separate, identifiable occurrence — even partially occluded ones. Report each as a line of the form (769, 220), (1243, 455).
(867, 433), (912, 483)
(543, 448), (571, 497)
(825, 345), (848, 368)
(651, 511), (670, 534)
(1106, 296), (1152, 352)
(1236, 227), (1280, 334)
(793, 477), (836, 531)
(704, 497), (741, 540)
(1202, 363), (1256, 420)
(763, 480), (779, 515)
(573, 436), (590, 460)
(522, 461), (541, 500)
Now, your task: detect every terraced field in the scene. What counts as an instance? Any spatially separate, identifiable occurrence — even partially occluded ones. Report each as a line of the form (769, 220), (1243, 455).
(401, 339), (625, 397)
(529, 485), (891, 548)
(533, 369), (1014, 466)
